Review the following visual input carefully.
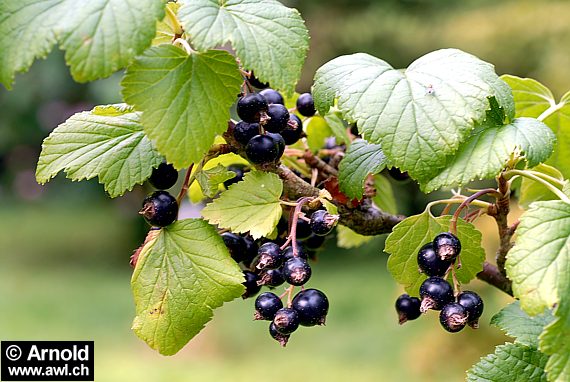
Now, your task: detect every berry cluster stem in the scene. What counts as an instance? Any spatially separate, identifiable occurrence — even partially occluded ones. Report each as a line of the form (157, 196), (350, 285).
(449, 188), (499, 235)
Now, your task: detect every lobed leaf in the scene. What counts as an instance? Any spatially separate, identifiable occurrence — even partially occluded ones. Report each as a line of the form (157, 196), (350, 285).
(338, 139), (386, 199)
(491, 301), (554, 348)
(195, 164), (236, 198)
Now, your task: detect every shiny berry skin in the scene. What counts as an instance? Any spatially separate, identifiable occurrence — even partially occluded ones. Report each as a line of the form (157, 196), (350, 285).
(255, 242), (284, 270)
(303, 233), (326, 250)
(257, 268), (285, 287)
(267, 132), (285, 157)
(282, 245), (309, 261)
(237, 93), (268, 123)
(295, 218), (313, 240)
(223, 164), (247, 188)
(395, 294), (421, 325)
(254, 292), (283, 320)
(245, 134), (280, 164)
(140, 191), (178, 227)
(292, 288), (329, 326)
(242, 271), (262, 299)
(282, 257), (312, 286)
(457, 291), (484, 328)
(248, 71), (268, 89)
(439, 303), (468, 333)
(433, 232), (461, 261)
(149, 162), (178, 190)
(419, 276), (454, 312)
(417, 242), (452, 277)
(387, 167), (409, 181)
(273, 308), (300, 335)
(241, 235), (258, 268)
(281, 114), (303, 145)
(269, 322), (289, 347)
(264, 104), (290, 133)
(296, 93), (316, 117)
(221, 232), (247, 263)
(233, 121), (260, 146)
(310, 210), (338, 236)
(260, 88), (284, 105)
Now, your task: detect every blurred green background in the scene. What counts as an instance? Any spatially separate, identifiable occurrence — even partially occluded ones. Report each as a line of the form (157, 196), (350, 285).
(1, 0), (568, 380)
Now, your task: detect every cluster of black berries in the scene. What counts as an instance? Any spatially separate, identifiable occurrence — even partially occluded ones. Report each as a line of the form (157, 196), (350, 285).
(395, 232), (484, 333)
(140, 162), (179, 227)
(234, 89), (315, 165)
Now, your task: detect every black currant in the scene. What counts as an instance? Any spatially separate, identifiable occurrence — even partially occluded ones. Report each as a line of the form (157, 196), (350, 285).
(257, 268), (285, 287)
(241, 235), (259, 268)
(264, 104), (290, 133)
(269, 322), (289, 347)
(395, 294), (421, 325)
(282, 245), (309, 261)
(292, 288), (329, 326)
(419, 276), (454, 312)
(223, 164), (246, 188)
(260, 88), (284, 105)
(254, 292), (283, 320)
(242, 271), (262, 299)
(433, 232), (461, 261)
(233, 121), (261, 146)
(457, 291), (484, 328)
(222, 232), (247, 263)
(247, 71), (269, 89)
(310, 210), (338, 236)
(303, 233), (326, 251)
(439, 303), (468, 333)
(148, 162), (178, 190)
(267, 132), (285, 157)
(295, 218), (313, 240)
(245, 134), (280, 164)
(140, 191), (178, 227)
(282, 257), (312, 286)
(296, 93), (316, 117)
(387, 167), (410, 181)
(273, 308), (300, 335)
(417, 242), (452, 277)
(281, 114), (304, 145)
(255, 242), (284, 270)
(237, 93), (268, 123)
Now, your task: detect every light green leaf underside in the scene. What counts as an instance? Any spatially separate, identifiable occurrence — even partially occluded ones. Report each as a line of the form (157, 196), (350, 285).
(424, 117), (555, 192)
(338, 139), (386, 199)
(201, 171), (283, 239)
(179, 0), (308, 95)
(313, 49), (514, 182)
(36, 104), (162, 197)
(385, 212), (485, 294)
(0, 0), (165, 88)
(491, 301), (554, 348)
(519, 164), (565, 209)
(195, 164), (236, 198)
(121, 45), (243, 168)
(131, 219), (244, 355)
(467, 343), (548, 382)
(372, 174), (398, 215)
(336, 225), (374, 249)
(324, 113), (351, 146)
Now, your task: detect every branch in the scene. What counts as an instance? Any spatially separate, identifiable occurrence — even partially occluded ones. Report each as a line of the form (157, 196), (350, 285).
(488, 174), (514, 276)
(477, 262), (513, 296)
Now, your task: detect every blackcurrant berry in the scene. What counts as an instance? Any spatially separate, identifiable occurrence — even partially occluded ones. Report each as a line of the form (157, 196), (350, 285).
(148, 162), (178, 190)
(242, 271), (262, 299)
(282, 257), (312, 286)
(260, 88), (284, 105)
(296, 93), (316, 117)
(387, 167), (410, 181)
(295, 218), (313, 240)
(310, 210), (338, 236)
(457, 291), (484, 328)
(254, 292), (283, 320)
(242, 235), (259, 268)
(267, 132), (285, 157)
(255, 242), (284, 270)
(237, 93), (268, 123)
(222, 232), (247, 263)
(248, 71), (269, 89)
(419, 276), (454, 313)
(417, 242), (452, 277)
(257, 268), (285, 287)
(269, 322), (289, 347)
(282, 245), (309, 261)
(245, 134), (280, 165)
(264, 104), (290, 133)
(223, 164), (247, 188)
(303, 233), (326, 251)
(140, 191), (178, 227)
(281, 114), (304, 145)
(439, 303), (468, 333)
(233, 121), (261, 146)
(273, 308), (300, 335)
(292, 288), (329, 326)
(433, 232), (461, 261)
(395, 294), (421, 325)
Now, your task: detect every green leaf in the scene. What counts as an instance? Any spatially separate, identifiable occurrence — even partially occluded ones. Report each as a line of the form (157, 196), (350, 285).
(0, 0), (165, 88)
(519, 164), (566, 209)
(372, 174), (398, 214)
(338, 139), (387, 199)
(121, 45), (243, 168)
(305, 116), (333, 152)
(152, 2), (182, 46)
(491, 301), (554, 348)
(337, 225), (374, 249)
(36, 104), (163, 197)
(179, 0), (309, 95)
(195, 164), (236, 198)
(201, 171), (283, 239)
(502, 75), (570, 179)
(313, 49), (514, 182)
(423, 117), (555, 193)
(466, 343), (548, 382)
(131, 219), (244, 355)
(385, 211), (485, 294)
(324, 113), (351, 146)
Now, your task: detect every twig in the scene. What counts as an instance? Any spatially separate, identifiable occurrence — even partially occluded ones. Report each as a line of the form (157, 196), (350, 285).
(477, 262), (513, 296)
